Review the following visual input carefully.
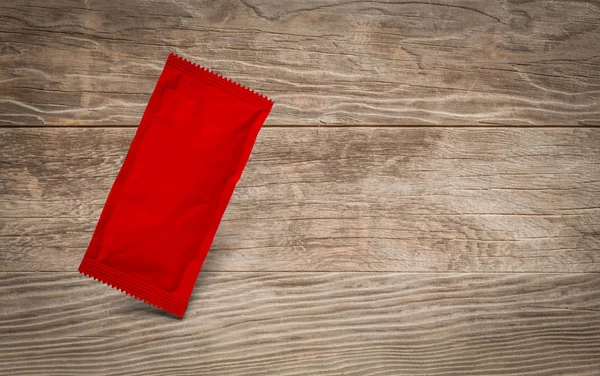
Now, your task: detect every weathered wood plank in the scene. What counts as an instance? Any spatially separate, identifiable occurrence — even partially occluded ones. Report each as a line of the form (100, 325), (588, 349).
(2, 127), (599, 272)
(1, 272), (599, 375)
(1, 0), (599, 125)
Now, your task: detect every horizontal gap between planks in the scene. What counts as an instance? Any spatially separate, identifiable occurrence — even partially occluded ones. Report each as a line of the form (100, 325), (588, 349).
(1, 271), (599, 275)
(1, 125), (600, 129)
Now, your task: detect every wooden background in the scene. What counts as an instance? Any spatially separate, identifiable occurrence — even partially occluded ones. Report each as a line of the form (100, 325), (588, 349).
(1, 0), (599, 375)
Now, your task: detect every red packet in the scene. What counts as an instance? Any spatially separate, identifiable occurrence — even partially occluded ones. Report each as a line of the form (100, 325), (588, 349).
(78, 53), (273, 317)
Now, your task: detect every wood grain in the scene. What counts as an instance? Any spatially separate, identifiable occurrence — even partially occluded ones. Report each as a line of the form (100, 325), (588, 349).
(2, 2), (599, 374)
(1, 272), (600, 375)
(2, 127), (599, 272)
(1, 0), (599, 126)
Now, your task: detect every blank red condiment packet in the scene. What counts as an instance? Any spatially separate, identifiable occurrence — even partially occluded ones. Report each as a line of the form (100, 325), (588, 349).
(78, 53), (273, 317)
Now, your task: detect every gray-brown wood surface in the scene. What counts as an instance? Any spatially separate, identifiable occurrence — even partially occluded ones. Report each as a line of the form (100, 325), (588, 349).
(1, 0), (600, 126)
(1, 1), (599, 375)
